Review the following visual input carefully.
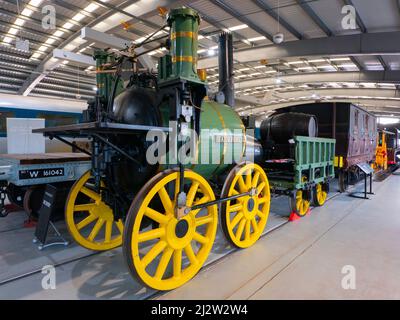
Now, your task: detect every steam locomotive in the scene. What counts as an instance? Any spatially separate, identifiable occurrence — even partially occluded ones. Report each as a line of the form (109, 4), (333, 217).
(35, 8), (334, 291)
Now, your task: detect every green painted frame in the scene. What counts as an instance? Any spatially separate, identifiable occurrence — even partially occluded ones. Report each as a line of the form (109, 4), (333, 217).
(267, 136), (336, 190)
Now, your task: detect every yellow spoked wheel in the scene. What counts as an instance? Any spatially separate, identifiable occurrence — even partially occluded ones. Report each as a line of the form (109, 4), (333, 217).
(290, 189), (311, 217)
(123, 169), (218, 291)
(313, 183), (328, 207)
(65, 171), (124, 251)
(220, 163), (271, 249)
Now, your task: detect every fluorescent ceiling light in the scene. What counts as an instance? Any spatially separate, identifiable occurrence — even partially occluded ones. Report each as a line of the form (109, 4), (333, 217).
(38, 45), (48, 52)
(85, 3), (100, 13)
(53, 30), (64, 37)
(21, 8), (33, 17)
(3, 36), (13, 43)
(45, 38), (56, 44)
(31, 52), (43, 59)
(330, 57), (350, 62)
(308, 59), (326, 63)
(378, 117), (400, 125)
(287, 61), (304, 65)
(340, 64), (357, 68)
(207, 49), (216, 56)
(72, 13), (86, 22)
(29, 0), (44, 6)
(8, 28), (18, 35)
(63, 22), (74, 29)
(228, 24), (248, 31)
(247, 36), (266, 42)
(15, 18), (25, 26)
(197, 49), (206, 54)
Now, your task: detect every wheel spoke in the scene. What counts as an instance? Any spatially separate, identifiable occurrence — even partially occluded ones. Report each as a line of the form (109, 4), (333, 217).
(193, 232), (209, 245)
(141, 240), (167, 268)
(87, 218), (105, 241)
(74, 204), (95, 212)
(184, 243), (198, 265)
(256, 182), (266, 195)
(145, 207), (169, 224)
(80, 186), (101, 202)
(245, 220), (251, 240)
(138, 228), (165, 243)
(76, 213), (97, 230)
(251, 217), (259, 233)
(256, 210), (265, 218)
(252, 171), (261, 188)
(186, 182), (200, 207)
(235, 218), (246, 240)
(258, 197), (267, 204)
(245, 169), (252, 188)
(230, 211), (244, 229)
(195, 215), (213, 227)
(115, 220), (124, 234)
(228, 203), (243, 213)
(158, 187), (173, 213)
(154, 247), (173, 280)
(104, 221), (112, 243)
(238, 175), (247, 193)
(173, 249), (182, 278)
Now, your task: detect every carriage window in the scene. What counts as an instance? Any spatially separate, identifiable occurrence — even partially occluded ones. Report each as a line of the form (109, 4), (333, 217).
(354, 110), (359, 134)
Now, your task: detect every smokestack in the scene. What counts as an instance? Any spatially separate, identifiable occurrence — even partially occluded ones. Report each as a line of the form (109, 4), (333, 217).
(218, 32), (235, 107)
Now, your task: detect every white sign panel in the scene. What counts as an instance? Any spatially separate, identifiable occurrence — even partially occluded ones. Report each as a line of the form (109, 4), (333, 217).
(7, 118), (45, 154)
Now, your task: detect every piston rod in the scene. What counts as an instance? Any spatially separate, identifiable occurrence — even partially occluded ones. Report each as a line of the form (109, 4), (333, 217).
(185, 191), (252, 214)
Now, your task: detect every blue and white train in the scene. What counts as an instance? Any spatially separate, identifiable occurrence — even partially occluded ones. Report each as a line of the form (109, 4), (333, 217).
(0, 93), (86, 153)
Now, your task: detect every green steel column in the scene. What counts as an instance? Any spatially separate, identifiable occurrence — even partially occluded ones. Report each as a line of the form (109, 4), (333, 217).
(167, 8), (201, 82)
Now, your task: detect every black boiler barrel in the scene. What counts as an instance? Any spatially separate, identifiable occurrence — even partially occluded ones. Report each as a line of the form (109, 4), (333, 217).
(260, 112), (318, 144)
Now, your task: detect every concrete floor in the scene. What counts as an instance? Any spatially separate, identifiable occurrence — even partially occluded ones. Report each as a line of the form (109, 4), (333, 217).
(0, 173), (398, 299)
(159, 170), (400, 300)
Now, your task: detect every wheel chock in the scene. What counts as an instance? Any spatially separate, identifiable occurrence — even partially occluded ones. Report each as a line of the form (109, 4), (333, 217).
(289, 209), (311, 222)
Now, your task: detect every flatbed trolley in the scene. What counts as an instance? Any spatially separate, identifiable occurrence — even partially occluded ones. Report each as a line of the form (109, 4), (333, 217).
(263, 136), (336, 217)
(0, 153), (91, 217)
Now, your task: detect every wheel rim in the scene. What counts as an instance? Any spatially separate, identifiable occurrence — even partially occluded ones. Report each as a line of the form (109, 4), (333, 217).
(222, 163), (270, 248)
(65, 171), (123, 251)
(125, 170), (218, 291)
(295, 190), (310, 217)
(315, 183), (327, 206)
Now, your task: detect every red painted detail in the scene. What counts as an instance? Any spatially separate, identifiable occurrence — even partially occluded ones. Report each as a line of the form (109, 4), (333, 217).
(3, 204), (20, 213)
(23, 219), (37, 228)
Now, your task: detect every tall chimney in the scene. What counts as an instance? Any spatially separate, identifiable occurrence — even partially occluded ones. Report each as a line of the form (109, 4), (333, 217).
(218, 32), (235, 107)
